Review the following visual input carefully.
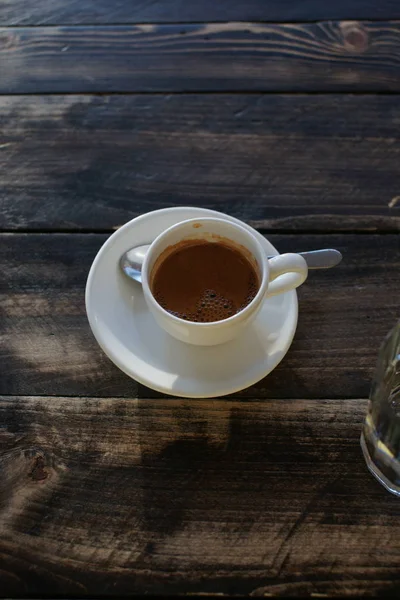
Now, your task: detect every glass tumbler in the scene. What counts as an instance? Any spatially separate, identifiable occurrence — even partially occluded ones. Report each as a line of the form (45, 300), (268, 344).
(361, 321), (400, 496)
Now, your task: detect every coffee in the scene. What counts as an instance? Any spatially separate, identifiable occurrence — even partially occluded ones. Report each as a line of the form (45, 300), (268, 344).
(151, 239), (260, 323)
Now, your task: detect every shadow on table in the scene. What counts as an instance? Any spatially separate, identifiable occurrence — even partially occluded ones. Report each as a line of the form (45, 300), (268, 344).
(0, 394), (389, 596)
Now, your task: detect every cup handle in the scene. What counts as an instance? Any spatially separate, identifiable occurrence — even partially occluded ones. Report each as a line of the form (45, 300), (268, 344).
(266, 253), (308, 298)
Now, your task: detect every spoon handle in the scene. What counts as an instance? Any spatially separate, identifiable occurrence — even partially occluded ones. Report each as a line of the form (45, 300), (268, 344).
(292, 249), (342, 269)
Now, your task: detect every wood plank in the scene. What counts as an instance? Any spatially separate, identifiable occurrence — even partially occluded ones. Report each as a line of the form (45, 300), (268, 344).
(0, 234), (138, 398)
(1, 395), (400, 597)
(2, 21), (400, 94)
(2, 0), (400, 26)
(1, 94), (400, 233)
(1, 233), (398, 399)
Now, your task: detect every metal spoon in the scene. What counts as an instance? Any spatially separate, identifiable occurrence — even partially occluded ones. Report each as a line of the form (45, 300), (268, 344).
(120, 245), (342, 284)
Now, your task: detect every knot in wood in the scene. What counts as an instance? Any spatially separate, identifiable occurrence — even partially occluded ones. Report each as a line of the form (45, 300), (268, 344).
(340, 21), (369, 53)
(0, 32), (16, 50)
(29, 456), (48, 481)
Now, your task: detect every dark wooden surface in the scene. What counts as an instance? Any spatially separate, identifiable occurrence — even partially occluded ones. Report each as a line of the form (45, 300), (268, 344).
(2, 1), (400, 25)
(3, 395), (400, 598)
(3, 21), (400, 94)
(1, 0), (400, 597)
(1, 94), (400, 233)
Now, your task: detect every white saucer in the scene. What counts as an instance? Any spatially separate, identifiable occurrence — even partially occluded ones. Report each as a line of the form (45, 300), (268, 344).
(85, 207), (298, 398)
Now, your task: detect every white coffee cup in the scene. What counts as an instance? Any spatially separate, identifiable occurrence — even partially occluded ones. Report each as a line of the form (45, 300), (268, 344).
(141, 217), (307, 346)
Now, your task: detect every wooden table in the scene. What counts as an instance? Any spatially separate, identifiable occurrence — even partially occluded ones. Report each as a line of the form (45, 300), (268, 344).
(1, 1), (400, 597)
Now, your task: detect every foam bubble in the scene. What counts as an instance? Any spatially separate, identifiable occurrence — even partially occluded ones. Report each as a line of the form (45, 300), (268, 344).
(153, 259), (260, 323)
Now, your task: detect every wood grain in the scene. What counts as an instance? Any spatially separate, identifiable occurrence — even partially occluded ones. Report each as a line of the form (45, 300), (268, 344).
(0, 234), (138, 398)
(1, 94), (400, 232)
(2, 21), (400, 94)
(1, 233), (398, 399)
(1, 395), (400, 597)
(2, 0), (400, 26)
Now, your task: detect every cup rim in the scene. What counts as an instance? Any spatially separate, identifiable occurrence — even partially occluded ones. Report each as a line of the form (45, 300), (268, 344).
(141, 217), (269, 328)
